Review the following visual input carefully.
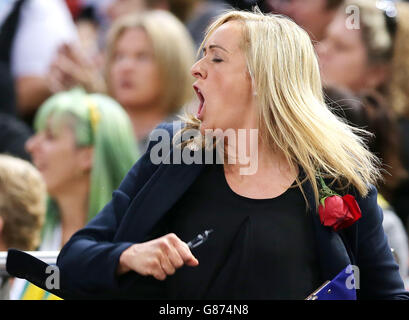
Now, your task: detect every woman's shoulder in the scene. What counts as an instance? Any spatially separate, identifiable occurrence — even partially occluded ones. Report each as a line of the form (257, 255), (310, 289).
(336, 181), (378, 210)
(343, 183), (382, 228)
(147, 121), (186, 148)
(323, 177), (379, 218)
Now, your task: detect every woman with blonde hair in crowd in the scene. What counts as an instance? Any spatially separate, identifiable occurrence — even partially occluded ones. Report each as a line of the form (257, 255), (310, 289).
(104, 10), (195, 151)
(9, 88), (138, 299)
(55, 10), (408, 299)
(49, 10), (196, 153)
(0, 155), (46, 299)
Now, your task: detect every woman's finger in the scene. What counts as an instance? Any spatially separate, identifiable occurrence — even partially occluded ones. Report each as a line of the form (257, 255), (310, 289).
(159, 253), (176, 276)
(167, 244), (184, 269)
(151, 266), (167, 281)
(166, 234), (199, 267)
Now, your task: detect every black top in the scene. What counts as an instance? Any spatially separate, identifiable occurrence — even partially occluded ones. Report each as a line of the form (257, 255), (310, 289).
(162, 163), (322, 300)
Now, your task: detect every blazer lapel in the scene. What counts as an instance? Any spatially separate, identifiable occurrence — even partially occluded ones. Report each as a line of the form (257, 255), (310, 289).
(303, 176), (352, 281)
(113, 148), (205, 243)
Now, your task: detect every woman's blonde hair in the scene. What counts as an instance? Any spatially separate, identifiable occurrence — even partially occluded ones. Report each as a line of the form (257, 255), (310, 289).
(180, 9), (382, 209)
(105, 10), (195, 114)
(0, 155), (46, 250)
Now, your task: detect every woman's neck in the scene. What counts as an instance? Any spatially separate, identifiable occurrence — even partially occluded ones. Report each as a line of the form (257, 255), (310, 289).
(125, 106), (169, 142)
(222, 133), (298, 199)
(53, 181), (89, 247)
(223, 130), (295, 179)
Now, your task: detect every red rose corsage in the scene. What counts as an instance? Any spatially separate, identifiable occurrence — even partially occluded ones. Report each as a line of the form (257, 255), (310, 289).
(318, 176), (362, 231)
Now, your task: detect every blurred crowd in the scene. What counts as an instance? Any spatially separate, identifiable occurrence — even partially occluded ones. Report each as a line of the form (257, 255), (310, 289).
(1, 0), (409, 299)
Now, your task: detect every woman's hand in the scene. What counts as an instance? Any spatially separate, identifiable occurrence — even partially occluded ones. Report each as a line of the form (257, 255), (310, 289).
(47, 43), (106, 94)
(117, 233), (199, 280)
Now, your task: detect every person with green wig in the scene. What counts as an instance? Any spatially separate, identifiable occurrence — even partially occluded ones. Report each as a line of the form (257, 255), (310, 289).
(9, 87), (139, 300)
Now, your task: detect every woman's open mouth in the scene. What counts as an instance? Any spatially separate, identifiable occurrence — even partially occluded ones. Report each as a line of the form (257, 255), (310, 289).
(193, 85), (205, 120)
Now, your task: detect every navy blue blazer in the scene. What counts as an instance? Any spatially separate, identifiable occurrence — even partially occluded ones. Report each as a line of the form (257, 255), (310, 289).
(57, 123), (409, 299)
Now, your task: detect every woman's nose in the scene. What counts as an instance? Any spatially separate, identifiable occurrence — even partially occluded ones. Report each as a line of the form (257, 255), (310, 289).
(316, 42), (328, 61)
(191, 60), (207, 79)
(116, 57), (135, 75)
(25, 134), (39, 154)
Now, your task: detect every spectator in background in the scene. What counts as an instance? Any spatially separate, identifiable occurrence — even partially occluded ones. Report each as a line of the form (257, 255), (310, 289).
(0, 154), (46, 300)
(317, 0), (394, 94)
(317, 0), (409, 228)
(105, 10), (195, 151)
(0, 0), (21, 117)
(0, 0), (78, 126)
(265, 0), (344, 41)
(386, 1), (409, 231)
(9, 88), (139, 300)
(0, 1), (33, 162)
(26, 88), (139, 250)
(49, 10), (195, 153)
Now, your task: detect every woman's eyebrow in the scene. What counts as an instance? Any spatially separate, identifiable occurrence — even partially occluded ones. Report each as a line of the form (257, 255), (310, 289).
(209, 44), (229, 53)
(202, 44), (230, 55)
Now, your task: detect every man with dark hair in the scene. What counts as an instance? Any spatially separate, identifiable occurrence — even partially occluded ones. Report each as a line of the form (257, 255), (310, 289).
(266, 0), (344, 41)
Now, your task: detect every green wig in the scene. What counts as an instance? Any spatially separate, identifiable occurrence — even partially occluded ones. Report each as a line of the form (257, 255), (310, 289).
(34, 88), (139, 239)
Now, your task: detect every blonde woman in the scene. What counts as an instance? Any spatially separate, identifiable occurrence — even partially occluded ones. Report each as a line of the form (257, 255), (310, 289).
(105, 10), (195, 152)
(56, 10), (408, 299)
(49, 10), (196, 153)
(0, 155), (46, 299)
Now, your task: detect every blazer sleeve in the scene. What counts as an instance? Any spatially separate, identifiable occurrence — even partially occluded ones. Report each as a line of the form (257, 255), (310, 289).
(56, 122), (175, 295)
(355, 185), (409, 299)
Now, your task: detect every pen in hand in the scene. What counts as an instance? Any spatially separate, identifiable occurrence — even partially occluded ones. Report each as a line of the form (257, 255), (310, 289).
(187, 229), (214, 249)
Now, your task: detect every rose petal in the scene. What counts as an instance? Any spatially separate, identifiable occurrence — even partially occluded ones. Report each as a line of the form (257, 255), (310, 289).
(319, 196), (349, 228)
(342, 194), (362, 220)
(318, 194), (362, 231)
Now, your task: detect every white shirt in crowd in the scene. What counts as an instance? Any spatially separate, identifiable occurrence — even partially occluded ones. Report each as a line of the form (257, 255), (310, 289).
(0, 0), (78, 77)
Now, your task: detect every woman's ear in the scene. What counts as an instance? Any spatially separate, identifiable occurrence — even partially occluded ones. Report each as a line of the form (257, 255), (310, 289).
(77, 146), (94, 174)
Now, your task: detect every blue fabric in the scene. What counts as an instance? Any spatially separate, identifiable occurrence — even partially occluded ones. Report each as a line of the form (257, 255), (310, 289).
(57, 122), (409, 299)
(313, 265), (357, 300)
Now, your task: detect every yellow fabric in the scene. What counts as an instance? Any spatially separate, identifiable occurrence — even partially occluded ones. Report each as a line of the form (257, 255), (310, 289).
(21, 282), (62, 300)
(377, 193), (390, 210)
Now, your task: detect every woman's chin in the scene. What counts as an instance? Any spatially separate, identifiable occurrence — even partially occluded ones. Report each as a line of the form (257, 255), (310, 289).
(199, 121), (210, 136)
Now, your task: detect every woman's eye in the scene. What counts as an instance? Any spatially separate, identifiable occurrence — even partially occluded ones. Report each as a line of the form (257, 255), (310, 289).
(333, 40), (349, 52)
(212, 58), (223, 63)
(44, 129), (55, 140)
(114, 52), (123, 60)
(137, 52), (152, 61)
